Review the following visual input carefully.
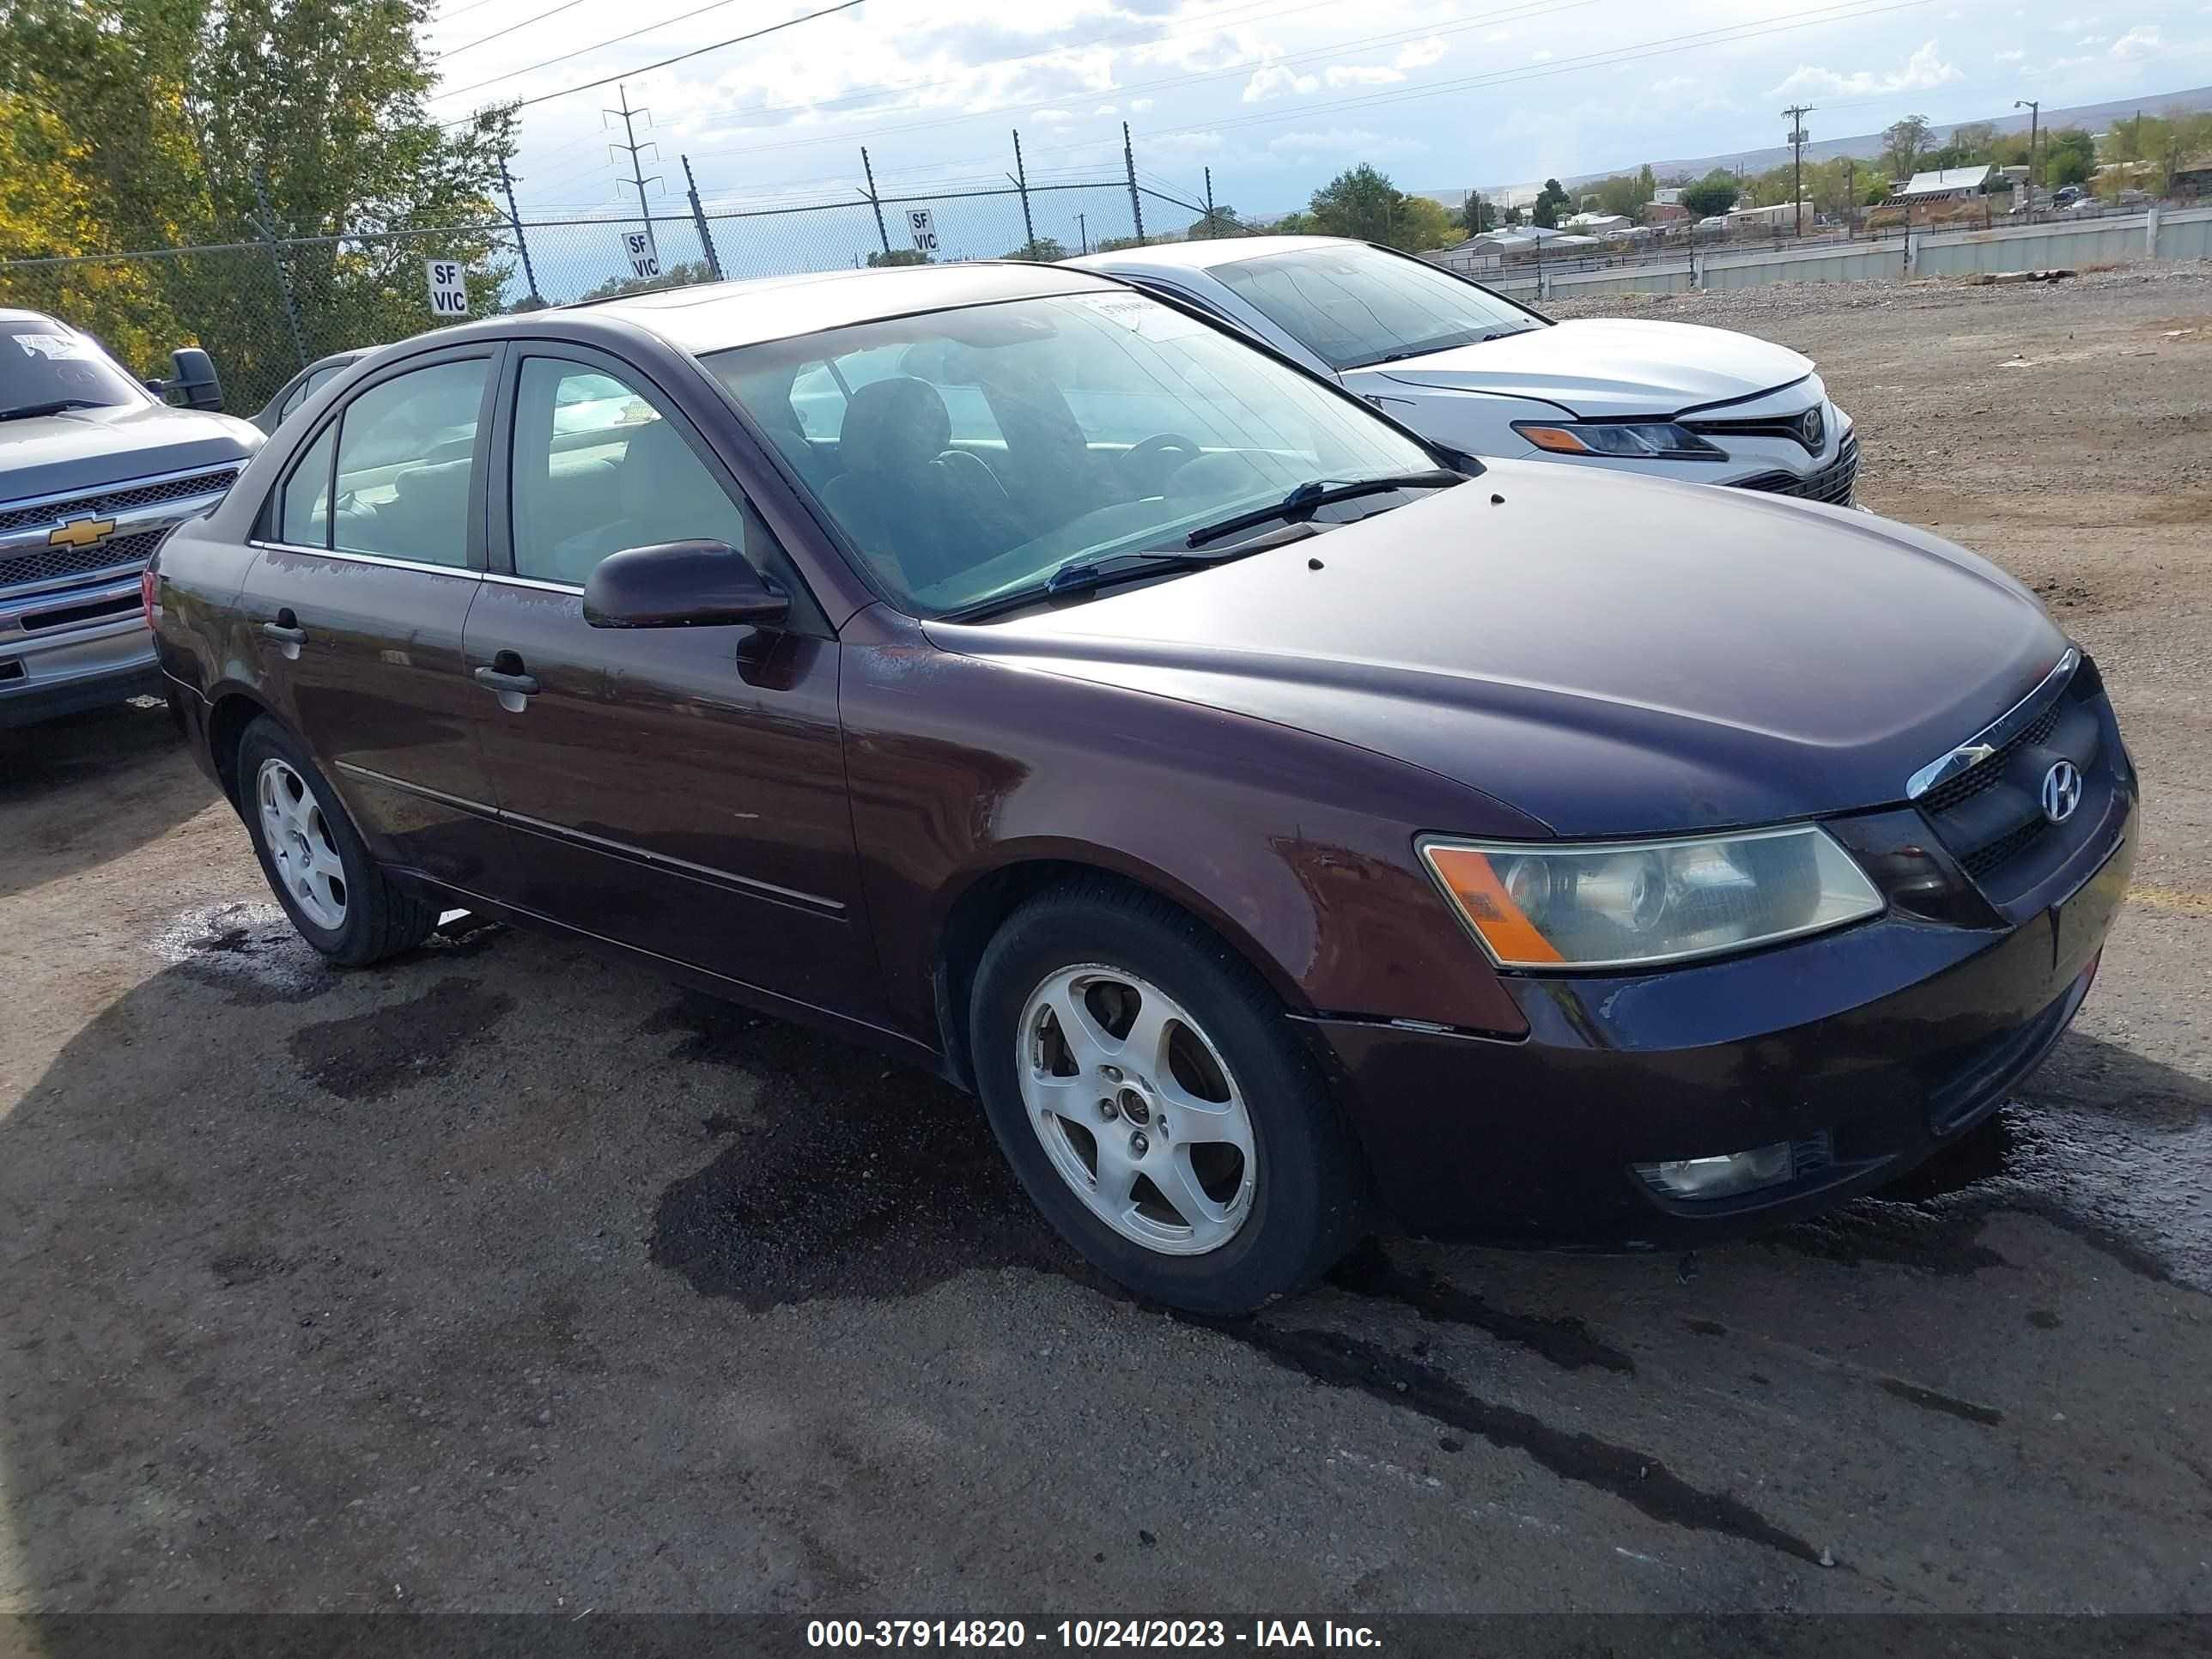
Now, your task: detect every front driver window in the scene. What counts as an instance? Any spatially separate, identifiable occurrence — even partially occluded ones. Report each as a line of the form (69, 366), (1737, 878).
(508, 357), (748, 586)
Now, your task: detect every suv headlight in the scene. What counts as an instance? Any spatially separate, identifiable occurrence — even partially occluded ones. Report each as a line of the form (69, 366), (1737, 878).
(1511, 420), (1725, 461)
(1419, 825), (1884, 969)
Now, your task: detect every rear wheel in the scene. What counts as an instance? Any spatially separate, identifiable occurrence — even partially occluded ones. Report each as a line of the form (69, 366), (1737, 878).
(236, 715), (435, 966)
(970, 882), (1366, 1314)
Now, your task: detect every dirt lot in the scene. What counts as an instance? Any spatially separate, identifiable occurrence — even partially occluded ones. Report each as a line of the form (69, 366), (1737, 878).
(3, 269), (2209, 1620)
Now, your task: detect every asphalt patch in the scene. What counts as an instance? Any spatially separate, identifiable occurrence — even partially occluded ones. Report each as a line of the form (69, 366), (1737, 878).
(288, 974), (515, 1102)
(1225, 1322), (1831, 1568)
(643, 993), (1085, 1310)
(1328, 1243), (1637, 1374)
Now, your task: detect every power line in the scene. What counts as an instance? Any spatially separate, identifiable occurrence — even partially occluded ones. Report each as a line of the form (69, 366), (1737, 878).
(434, 0), (869, 112)
(437, 0), (599, 59)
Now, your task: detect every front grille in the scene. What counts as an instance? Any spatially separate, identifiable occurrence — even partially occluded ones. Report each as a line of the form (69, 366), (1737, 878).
(0, 527), (167, 592)
(1917, 697), (2063, 816)
(1734, 432), (1858, 507)
(0, 467), (240, 536)
(1959, 816), (2053, 879)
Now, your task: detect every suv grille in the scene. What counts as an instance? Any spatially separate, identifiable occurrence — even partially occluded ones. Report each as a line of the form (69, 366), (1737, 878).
(0, 467), (240, 537)
(1734, 432), (1858, 507)
(0, 527), (168, 592)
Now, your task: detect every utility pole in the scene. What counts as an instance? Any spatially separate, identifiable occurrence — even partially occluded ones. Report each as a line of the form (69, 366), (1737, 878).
(1844, 156), (1856, 240)
(605, 83), (662, 267)
(2015, 99), (2040, 220)
(858, 147), (891, 258)
(1122, 122), (1145, 245)
(682, 155), (722, 283)
(1078, 211), (1087, 255)
(499, 156), (542, 307)
(1781, 103), (1814, 236)
(1203, 166), (1216, 234)
(1010, 129), (1036, 259)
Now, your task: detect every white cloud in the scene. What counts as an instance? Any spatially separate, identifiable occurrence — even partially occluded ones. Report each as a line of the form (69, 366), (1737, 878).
(1264, 125), (1425, 159)
(1996, 46), (2025, 60)
(1325, 63), (1405, 87)
(1030, 106), (1072, 122)
(2057, 13), (2099, 28)
(1243, 64), (1319, 101)
(1529, 49), (1553, 63)
(2109, 23), (2160, 54)
(1092, 103), (1116, 115)
(1130, 97), (1155, 112)
(1395, 36), (1449, 70)
(2076, 34), (2106, 45)
(1651, 74), (1698, 94)
(1768, 39), (1962, 99)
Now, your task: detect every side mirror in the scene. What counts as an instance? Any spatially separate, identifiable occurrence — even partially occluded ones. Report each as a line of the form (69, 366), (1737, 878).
(582, 540), (790, 629)
(160, 347), (224, 411)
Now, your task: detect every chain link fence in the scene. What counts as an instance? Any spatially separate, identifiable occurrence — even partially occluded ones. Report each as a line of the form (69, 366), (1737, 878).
(0, 178), (1197, 414)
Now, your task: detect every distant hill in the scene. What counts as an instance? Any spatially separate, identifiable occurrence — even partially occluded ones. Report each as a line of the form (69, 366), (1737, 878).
(1408, 84), (2212, 210)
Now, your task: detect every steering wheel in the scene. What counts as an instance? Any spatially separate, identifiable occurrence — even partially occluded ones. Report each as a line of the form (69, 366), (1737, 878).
(1117, 432), (1203, 495)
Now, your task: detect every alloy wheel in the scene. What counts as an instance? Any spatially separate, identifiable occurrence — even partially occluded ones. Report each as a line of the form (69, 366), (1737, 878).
(1017, 964), (1257, 1255)
(257, 757), (348, 931)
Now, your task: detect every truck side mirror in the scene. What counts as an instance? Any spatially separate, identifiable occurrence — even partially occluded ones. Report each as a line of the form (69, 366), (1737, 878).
(161, 347), (225, 412)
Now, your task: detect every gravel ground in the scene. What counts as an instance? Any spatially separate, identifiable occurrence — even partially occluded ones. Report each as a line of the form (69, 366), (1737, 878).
(2, 270), (2209, 1623)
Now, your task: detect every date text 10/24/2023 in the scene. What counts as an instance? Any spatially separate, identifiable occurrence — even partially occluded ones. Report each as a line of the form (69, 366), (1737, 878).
(805, 1620), (1383, 1649)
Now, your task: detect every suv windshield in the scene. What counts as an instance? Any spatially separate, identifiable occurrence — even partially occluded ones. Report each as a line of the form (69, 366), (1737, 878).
(1212, 245), (1544, 370)
(708, 290), (1440, 618)
(1, 318), (147, 417)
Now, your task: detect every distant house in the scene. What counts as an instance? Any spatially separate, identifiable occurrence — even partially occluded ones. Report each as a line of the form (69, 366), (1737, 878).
(2175, 153), (2212, 198)
(1893, 165), (1993, 201)
(1644, 200), (1690, 225)
(1725, 201), (1814, 232)
(1563, 212), (1632, 233)
(1650, 186), (1683, 207)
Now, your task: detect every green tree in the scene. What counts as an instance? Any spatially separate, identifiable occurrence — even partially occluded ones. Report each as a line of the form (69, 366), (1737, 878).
(998, 236), (1068, 262)
(866, 246), (931, 266)
(1677, 170), (1738, 217)
(1458, 191), (1498, 234)
(2043, 128), (2097, 188)
(1308, 162), (1402, 240)
(1883, 114), (1932, 182)
(1185, 206), (1251, 240)
(577, 259), (714, 301)
(1528, 178), (1571, 228)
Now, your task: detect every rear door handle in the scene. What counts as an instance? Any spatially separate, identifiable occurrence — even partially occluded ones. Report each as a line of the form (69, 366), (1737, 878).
(261, 611), (306, 659)
(260, 622), (307, 644)
(473, 666), (540, 696)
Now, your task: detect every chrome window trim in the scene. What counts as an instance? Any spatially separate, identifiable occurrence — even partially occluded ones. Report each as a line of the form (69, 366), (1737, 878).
(0, 460), (247, 518)
(246, 538), (484, 580)
(483, 572), (582, 595)
(1905, 647), (2080, 801)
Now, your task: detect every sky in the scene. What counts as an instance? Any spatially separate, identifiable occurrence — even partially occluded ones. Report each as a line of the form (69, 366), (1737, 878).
(422, 0), (2212, 222)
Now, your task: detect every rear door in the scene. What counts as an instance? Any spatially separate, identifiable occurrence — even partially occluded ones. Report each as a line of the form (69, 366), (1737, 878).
(463, 343), (878, 1019)
(240, 344), (508, 889)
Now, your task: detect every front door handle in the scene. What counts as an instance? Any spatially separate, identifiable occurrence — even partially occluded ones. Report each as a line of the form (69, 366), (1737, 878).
(472, 666), (540, 696)
(475, 649), (539, 712)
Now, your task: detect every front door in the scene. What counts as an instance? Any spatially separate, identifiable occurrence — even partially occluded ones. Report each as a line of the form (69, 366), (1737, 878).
(240, 346), (508, 889)
(463, 347), (878, 1021)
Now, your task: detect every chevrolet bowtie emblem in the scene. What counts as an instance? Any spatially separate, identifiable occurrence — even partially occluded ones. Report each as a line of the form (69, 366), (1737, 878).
(48, 515), (117, 550)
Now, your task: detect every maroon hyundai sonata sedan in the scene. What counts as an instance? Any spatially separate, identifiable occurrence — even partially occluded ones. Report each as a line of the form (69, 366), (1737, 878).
(148, 262), (2136, 1313)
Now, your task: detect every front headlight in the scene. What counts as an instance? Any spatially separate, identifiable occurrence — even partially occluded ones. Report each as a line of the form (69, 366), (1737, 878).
(1511, 420), (1725, 461)
(1419, 825), (1884, 969)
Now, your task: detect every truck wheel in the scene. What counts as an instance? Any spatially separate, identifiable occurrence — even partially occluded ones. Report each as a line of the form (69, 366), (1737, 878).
(236, 716), (435, 966)
(969, 880), (1367, 1315)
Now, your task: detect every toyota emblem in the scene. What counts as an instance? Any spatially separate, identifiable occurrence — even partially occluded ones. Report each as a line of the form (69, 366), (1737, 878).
(1798, 408), (1824, 450)
(2041, 760), (2082, 824)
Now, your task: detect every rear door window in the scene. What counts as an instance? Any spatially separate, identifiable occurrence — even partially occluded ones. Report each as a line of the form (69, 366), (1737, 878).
(330, 359), (489, 568)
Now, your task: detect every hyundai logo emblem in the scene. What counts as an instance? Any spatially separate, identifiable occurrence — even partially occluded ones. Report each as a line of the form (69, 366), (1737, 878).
(2041, 760), (2082, 824)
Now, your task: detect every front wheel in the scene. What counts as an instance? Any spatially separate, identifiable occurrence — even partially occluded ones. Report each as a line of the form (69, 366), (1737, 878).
(969, 883), (1367, 1314)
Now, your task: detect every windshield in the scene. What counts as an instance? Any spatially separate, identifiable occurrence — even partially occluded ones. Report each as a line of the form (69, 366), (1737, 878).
(0, 318), (147, 415)
(1212, 246), (1544, 370)
(708, 290), (1437, 618)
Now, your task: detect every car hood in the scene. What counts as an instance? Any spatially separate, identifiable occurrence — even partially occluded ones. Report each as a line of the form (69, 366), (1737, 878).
(925, 462), (2068, 837)
(0, 400), (262, 504)
(1372, 318), (1815, 419)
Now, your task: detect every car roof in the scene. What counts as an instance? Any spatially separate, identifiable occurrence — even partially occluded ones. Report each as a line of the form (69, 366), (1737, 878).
(1, 307), (67, 327)
(1062, 235), (1359, 277)
(556, 260), (1126, 356)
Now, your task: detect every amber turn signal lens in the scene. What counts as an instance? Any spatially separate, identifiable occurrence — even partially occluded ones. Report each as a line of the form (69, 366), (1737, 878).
(1515, 425), (1592, 455)
(1423, 846), (1565, 965)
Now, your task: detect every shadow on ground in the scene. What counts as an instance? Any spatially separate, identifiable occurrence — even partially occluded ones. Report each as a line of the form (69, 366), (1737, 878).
(0, 701), (214, 899)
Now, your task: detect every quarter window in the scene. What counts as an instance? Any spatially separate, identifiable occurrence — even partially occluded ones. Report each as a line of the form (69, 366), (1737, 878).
(507, 357), (747, 586)
(330, 358), (489, 568)
(280, 422), (337, 547)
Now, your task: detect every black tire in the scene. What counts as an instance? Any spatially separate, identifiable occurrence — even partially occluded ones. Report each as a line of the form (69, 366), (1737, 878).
(969, 879), (1368, 1315)
(235, 714), (437, 967)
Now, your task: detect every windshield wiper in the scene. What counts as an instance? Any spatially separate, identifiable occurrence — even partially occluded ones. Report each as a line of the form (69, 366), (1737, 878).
(942, 523), (1319, 623)
(1183, 469), (1464, 548)
(0, 398), (104, 422)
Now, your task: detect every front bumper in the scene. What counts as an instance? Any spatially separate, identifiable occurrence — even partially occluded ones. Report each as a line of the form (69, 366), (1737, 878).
(1310, 789), (2136, 1244)
(0, 607), (162, 727)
